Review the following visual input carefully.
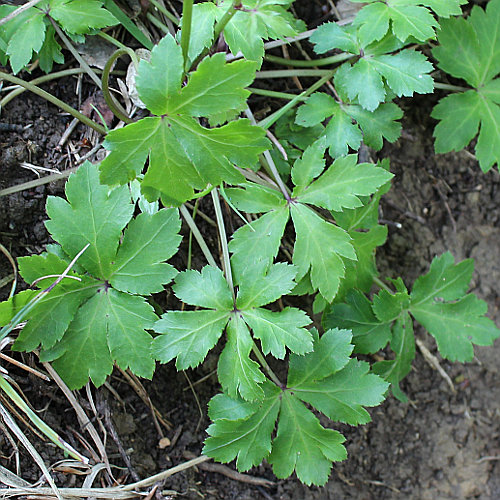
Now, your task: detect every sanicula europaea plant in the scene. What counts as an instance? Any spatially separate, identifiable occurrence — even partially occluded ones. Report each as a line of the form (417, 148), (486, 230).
(1, 0), (500, 486)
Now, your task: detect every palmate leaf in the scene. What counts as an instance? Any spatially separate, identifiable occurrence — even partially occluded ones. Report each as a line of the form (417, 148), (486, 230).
(242, 307), (312, 359)
(291, 358), (389, 425)
(236, 261), (297, 309)
(154, 262), (312, 400)
(294, 155), (393, 211)
(0, 162), (182, 389)
(152, 310), (229, 369)
(310, 23), (434, 114)
(372, 312), (415, 402)
(269, 392), (347, 485)
(45, 161), (135, 279)
(100, 34), (268, 205)
(323, 252), (500, 398)
(48, 0), (118, 34)
(218, 315), (267, 401)
(431, 0), (500, 171)
(335, 225), (388, 303)
(205, 330), (388, 485)
(218, 0), (304, 63)
(0, 6), (46, 74)
(350, 0), (465, 46)
(291, 204), (356, 302)
(228, 147), (391, 301)
(0, 1), (117, 73)
(178, 2), (218, 63)
(203, 381), (282, 470)
(110, 209), (181, 295)
(323, 289), (392, 354)
(296, 92), (403, 156)
(49, 290), (157, 388)
(409, 253), (500, 362)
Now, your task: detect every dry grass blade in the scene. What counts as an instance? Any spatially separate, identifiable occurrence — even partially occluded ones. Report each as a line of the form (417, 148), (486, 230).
(121, 455), (211, 491)
(42, 363), (111, 475)
(0, 402), (62, 500)
(0, 374), (87, 461)
(0, 244), (90, 343)
(0, 463), (31, 488)
(0, 486), (139, 498)
(0, 242), (17, 298)
(117, 367), (171, 432)
(0, 352), (50, 381)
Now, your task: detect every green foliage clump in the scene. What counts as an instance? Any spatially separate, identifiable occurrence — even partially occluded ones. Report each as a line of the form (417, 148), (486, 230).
(431, 0), (500, 171)
(1, 0), (500, 488)
(0, 0), (117, 73)
(0, 162), (181, 389)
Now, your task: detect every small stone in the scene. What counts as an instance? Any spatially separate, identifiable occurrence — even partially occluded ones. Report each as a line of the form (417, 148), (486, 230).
(158, 437), (171, 449)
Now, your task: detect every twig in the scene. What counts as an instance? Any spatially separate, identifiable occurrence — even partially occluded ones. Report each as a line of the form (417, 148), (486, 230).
(121, 455), (211, 491)
(416, 338), (456, 394)
(42, 363), (111, 473)
(182, 372), (203, 433)
(183, 451), (274, 487)
(477, 455), (500, 463)
(117, 367), (171, 434)
(102, 400), (140, 482)
(0, 0), (44, 26)
(0, 352), (50, 381)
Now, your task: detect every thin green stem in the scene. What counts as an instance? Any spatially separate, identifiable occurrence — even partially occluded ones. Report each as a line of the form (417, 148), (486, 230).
(103, 0), (153, 50)
(147, 12), (172, 34)
(190, 184), (215, 200)
(102, 49), (137, 123)
(0, 245), (90, 342)
(181, 0), (194, 68)
(434, 82), (470, 92)
(265, 150), (291, 201)
(97, 31), (128, 51)
(0, 68), (87, 108)
(180, 205), (217, 268)
(49, 18), (102, 89)
(255, 69), (332, 79)
(265, 52), (354, 68)
(248, 87), (307, 101)
(213, 0), (238, 41)
(191, 0), (239, 69)
(149, 0), (180, 25)
(211, 189), (235, 302)
(373, 276), (393, 293)
(259, 71), (335, 129)
(187, 199), (200, 270)
(0, 72), (106, 134)
(251, 344), (283, 388)
(245, 108), (291, 200)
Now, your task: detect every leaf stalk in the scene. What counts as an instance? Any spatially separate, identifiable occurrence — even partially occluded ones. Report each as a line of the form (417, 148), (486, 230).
(265, 52), (354, 68)
(190, 0), (239, 69)
(211, 189), (236, 302)
(181, 0), (194, 69)
(0, 72), (107, 134)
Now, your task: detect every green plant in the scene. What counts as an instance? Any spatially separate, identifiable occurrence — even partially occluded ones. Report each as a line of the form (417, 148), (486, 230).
(99, 33), (269, 205)
(0, 0), (117, 73)
(0, 162), (181, 388)
(1, 0), (500, 489)
(431, 0), (500, 171)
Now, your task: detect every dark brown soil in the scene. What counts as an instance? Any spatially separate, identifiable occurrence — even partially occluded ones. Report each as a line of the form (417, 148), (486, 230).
(1, 5), (500, 500)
